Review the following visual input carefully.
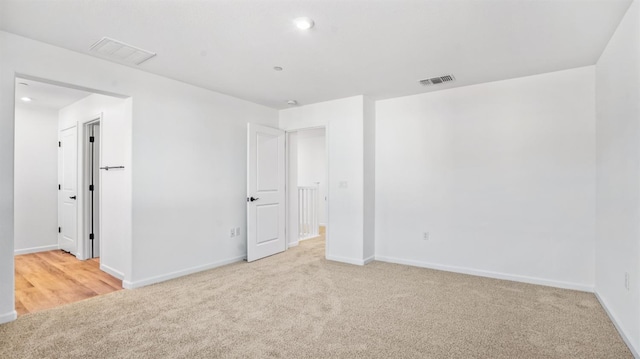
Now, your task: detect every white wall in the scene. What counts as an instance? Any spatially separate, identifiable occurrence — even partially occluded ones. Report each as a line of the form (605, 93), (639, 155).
(59, 94), (131, 280)
(595, 0), (640, 355)
(280, 96), (367, 265)
(297, 128), (327, 225)
(130, 84), (277, 288)
(13, 104), (58, 254)
(0, 31), (278, 322)
(376, 66), (596, 291)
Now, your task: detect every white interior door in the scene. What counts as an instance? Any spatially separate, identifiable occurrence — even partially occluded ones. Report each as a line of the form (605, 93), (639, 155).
(59, 126), (78, 254)
(247, 123), (286, 262)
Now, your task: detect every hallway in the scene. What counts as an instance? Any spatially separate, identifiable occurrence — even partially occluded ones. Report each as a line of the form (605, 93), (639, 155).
(15, 250), (121, 315)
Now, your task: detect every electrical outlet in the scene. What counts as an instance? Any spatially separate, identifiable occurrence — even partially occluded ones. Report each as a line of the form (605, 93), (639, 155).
(230, 228), (235, 237)
(235, 227), (241, 236)
(625, 272), (630, 291)
(423, 232), (429, 240)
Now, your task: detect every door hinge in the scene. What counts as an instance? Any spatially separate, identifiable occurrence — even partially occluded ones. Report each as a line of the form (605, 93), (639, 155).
(58, 227), (61, 233)
(89, 136), (95, 143)
(58, 184), (61, 190)
(89, 233), (94, 240)
(89, 184), (94, 191)
(58, 141), (61, 147)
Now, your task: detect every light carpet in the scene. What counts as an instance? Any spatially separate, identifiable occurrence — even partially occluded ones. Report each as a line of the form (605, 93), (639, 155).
(0, 237), (631, 358)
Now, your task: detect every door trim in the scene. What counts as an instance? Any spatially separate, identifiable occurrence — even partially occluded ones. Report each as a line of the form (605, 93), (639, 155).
(82, 116), (101, 260)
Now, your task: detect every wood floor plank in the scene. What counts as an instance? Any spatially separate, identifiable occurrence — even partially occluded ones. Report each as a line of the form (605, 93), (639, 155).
(14, 250), (122, 316)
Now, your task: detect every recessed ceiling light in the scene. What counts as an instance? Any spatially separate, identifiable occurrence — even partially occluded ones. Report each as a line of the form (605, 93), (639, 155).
(273, 66), (283, 71)
(20, 97), (32, 102)
(287, 100), (298, 106)
(293, 17), (314, 30)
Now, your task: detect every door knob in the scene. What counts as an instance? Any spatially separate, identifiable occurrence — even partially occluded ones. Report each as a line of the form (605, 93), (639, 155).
(247, 197), (260, 202)
(69, 196), (77, 200)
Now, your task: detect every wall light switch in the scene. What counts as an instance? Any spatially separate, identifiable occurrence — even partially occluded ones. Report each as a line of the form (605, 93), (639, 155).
(235, 227), (241, 236)
(230, 228), (235, 237)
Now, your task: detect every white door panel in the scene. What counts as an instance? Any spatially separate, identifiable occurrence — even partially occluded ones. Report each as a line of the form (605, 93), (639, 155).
(59, 126), (77, 254)
(247, 124), (285, 262)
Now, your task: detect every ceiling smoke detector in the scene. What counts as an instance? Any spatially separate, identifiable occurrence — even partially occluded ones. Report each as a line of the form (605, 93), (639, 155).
(419, 74), (456, 86)
(89, 37), (157, 65)
(287, 100), (298, 106)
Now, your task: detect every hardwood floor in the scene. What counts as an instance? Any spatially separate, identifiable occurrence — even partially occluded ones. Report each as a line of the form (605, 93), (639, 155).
(15, 250), (122, 315)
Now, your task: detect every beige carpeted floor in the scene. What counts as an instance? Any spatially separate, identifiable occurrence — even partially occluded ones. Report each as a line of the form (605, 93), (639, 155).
(0, 237), (632, 358)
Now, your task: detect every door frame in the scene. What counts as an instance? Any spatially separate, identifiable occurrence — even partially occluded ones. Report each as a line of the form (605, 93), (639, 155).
(81, 117), (101, 260)
(11, 73), (132, 319)
(284, 125), (329, 258)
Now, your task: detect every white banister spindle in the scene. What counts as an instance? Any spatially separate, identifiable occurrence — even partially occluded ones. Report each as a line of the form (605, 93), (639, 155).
(298, 184), (320, 240)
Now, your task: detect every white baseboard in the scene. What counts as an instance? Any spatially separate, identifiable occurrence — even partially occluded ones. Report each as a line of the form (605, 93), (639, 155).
(300, 236), (319, 241)
(122, 255), (246, 289)
(363, 255), (375, 265)
(288, 241), (299, 248)
(326, 254), (367, 266)
(374, 255), (593, 292)
(100, 264), (125, 281)
(0, 310), (17, 325)
(14, 244), (58, 255)
(595, 292), (639, 358)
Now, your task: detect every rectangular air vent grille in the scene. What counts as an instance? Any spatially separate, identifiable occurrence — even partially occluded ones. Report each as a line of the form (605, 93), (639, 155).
(419, 74), (456, 86)
(89, 37), (156, 65)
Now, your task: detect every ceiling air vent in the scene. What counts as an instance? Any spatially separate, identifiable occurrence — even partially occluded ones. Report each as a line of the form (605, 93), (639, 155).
(89, 37), (156, 65)
(419, 74), (456, 86)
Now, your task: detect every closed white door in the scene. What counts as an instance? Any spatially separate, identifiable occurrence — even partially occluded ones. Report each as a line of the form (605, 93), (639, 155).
(59, 126), (77, 254)
(247, 123), (286, 262)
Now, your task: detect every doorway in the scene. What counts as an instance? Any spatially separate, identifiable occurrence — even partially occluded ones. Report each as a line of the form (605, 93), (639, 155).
(287, 127), (328, 249)
(246, 124), (329, 262)
(13, 77), (125, 315)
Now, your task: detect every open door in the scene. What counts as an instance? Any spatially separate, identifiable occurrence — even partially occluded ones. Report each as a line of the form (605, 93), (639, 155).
(247, 123), (286, 262)
(58, 125), (78, 254)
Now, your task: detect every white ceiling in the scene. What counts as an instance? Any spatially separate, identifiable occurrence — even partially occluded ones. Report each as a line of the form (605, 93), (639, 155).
(15, 78), (92, 110)
(0, 0), (632, 109)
